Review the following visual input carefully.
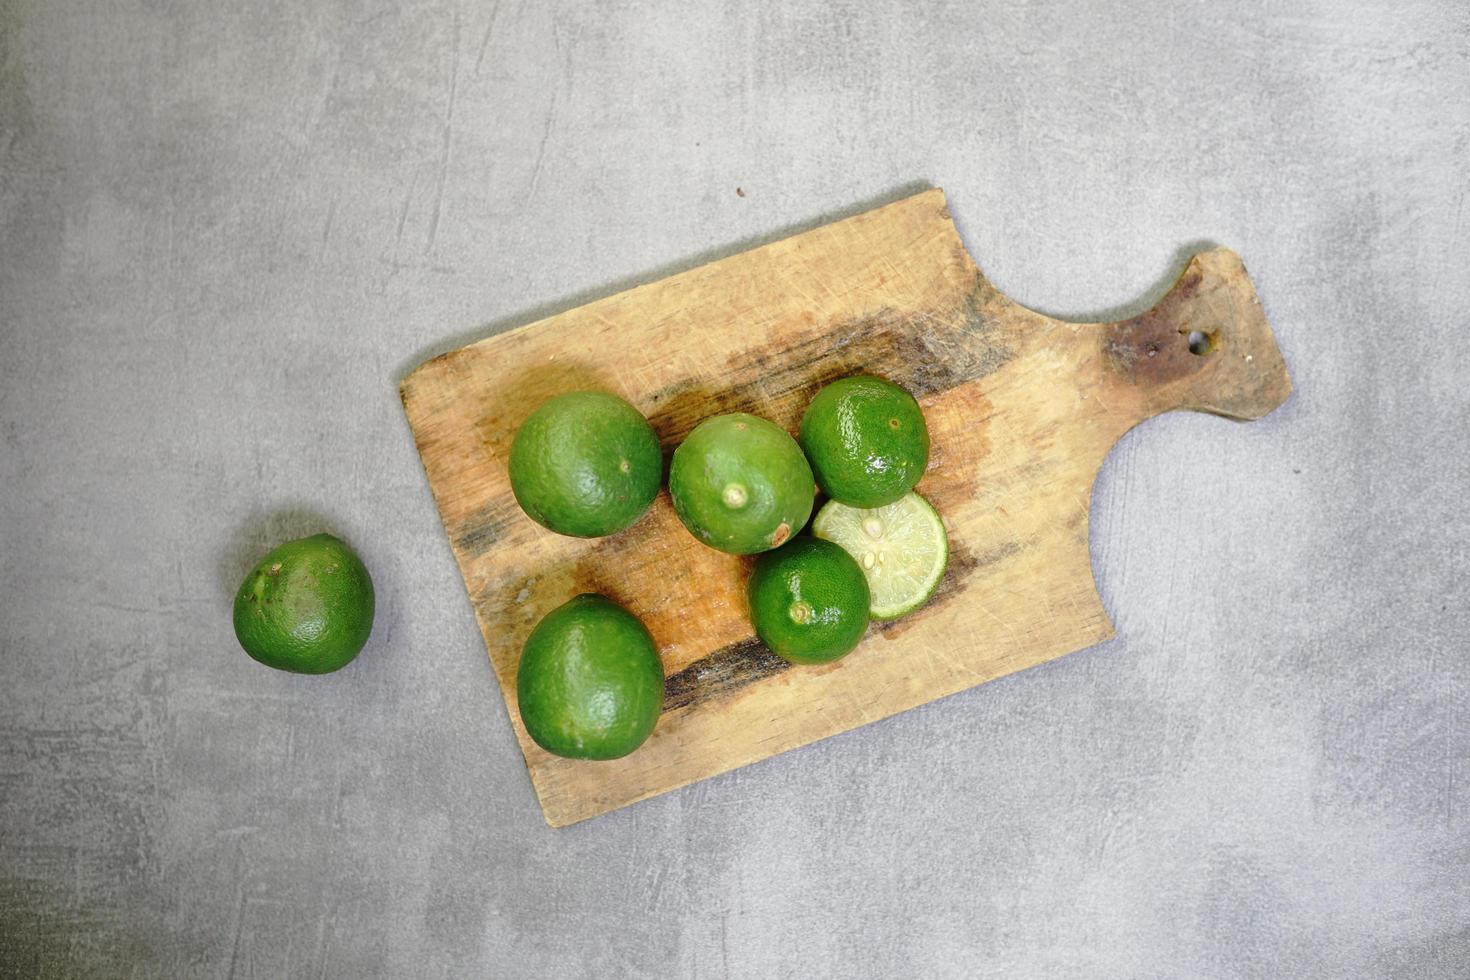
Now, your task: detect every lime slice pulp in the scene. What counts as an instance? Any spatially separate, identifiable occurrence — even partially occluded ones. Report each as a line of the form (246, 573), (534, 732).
(811, 492), (948, 620)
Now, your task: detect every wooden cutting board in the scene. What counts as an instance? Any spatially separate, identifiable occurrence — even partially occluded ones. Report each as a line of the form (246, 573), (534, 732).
(399, 188), (1291, 827)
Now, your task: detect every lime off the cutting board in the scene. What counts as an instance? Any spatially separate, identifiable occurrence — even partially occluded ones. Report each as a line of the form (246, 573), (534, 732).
(400, 188), (1292, 826)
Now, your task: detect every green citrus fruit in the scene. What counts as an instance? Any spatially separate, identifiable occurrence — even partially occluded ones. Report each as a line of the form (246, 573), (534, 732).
(232, 533), (375, 674)
(799, 375), (929, 507)
(747, 537), (871, 665)
(516, 594), (665, 760)
(668, 413), (815, 554)
(812, 492), (948, 620)
(509, 391), (662, 538)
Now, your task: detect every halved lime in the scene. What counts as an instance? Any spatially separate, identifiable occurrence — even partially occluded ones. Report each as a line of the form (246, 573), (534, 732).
(811, 492), (948, 620)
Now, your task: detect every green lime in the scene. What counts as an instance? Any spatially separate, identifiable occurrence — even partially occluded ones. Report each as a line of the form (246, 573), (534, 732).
(509, 392), (662, 538)
(668, 413), (815, 554)
(516, 594), (665, 760)
(812, 492), (948, 620)
(799, 375), (929, 507)
(232, 533), (375, 674)
(747, 537), (871, 665)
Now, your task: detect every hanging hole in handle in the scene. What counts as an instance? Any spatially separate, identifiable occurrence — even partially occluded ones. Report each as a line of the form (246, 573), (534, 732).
(1184, 329), (1216, 356)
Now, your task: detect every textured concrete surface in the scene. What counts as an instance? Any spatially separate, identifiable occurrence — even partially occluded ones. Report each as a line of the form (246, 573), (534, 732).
(2, 0), (1467, 976)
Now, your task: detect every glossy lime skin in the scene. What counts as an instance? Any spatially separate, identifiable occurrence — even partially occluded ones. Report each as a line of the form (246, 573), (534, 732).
(516, 594), (665, 760)
(746, 537), (871, 665)
(668, 413), (815, 555)
(799, 375), (930, 508)
(232, 534), (375, 674)
(509, 392), (662, 538)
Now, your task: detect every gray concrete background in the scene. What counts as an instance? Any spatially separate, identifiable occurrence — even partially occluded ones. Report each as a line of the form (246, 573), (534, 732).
(2, 0), (1467, 976)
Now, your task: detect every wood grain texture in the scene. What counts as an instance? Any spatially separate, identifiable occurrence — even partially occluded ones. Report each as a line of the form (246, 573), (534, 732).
(399, 189), (1292, 827)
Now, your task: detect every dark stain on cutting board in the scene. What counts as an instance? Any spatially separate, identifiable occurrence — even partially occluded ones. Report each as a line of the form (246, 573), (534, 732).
(647, 293), (1014, 446)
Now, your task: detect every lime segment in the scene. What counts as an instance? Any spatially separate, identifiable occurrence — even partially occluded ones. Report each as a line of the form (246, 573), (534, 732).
(811, 492), (948, 620)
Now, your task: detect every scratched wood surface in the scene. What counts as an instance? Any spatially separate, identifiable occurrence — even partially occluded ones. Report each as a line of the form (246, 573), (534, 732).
(399, 189), (1292, 827)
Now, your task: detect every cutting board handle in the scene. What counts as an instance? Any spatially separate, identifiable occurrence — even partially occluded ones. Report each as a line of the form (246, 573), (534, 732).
(1101, 248), (1292, 422)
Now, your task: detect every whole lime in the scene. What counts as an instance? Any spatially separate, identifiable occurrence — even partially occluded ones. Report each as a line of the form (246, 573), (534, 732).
(668, 413), (814, 554)
(517, 594), (665, 760)
(509, 391), (662, 538)
(799, 375), (929, 507)
(747, 537), (871, 664)
(232, 533), (375, 674)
